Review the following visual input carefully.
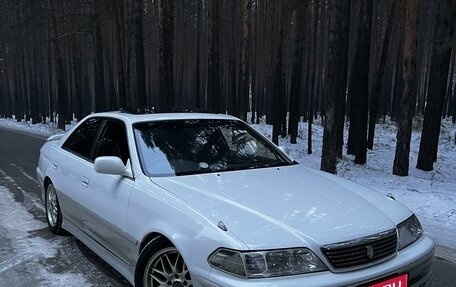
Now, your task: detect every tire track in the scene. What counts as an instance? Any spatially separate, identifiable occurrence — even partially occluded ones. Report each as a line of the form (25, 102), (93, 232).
(0, 166), (130, 286)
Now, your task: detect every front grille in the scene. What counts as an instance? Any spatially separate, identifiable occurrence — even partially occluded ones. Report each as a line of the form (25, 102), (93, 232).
(321, 229), (397, 269)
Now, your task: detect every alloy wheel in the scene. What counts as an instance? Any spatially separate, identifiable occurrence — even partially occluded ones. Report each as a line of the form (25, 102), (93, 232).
(46, 185), (58, 227)
(143, 247), (193, 287)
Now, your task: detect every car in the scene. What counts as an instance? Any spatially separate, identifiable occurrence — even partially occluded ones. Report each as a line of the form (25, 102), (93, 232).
(36, 111), (434, 287)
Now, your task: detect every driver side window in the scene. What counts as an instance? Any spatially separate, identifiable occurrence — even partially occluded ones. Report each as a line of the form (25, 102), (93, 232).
(92, 120), (130, 165)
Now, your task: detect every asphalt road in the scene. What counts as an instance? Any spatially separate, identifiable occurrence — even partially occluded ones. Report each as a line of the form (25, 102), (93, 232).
(0, 126), (455, 286)
(0, 127), (131, 286)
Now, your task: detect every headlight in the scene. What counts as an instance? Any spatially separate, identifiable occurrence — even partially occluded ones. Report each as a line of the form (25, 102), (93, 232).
(208, 248), (327, 278)
(397, 214), (423, 250)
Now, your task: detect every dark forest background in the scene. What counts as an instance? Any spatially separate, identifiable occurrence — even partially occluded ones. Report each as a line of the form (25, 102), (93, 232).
(0, 0), (455, 175)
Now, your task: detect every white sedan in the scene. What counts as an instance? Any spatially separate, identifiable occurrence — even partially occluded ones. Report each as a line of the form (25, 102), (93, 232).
(36, 112), (434, 287)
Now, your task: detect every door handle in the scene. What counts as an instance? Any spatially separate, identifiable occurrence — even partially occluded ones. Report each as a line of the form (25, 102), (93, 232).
(81, 177), (89, 188)
(52, 162), (58, 169)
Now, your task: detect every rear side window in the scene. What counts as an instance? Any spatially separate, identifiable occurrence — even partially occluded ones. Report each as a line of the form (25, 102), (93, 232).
(62, 118), (102, 160)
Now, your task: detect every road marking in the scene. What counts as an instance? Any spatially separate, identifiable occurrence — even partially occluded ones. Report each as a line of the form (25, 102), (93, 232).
(10, 163), (40, 185)
(0, 167), (45, 213)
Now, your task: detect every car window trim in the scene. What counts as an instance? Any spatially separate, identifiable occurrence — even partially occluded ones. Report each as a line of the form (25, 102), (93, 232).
(61, 117), (104, 163)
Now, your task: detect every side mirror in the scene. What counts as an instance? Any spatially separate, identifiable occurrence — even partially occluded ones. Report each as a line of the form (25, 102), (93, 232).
(94, 156), (127, 175)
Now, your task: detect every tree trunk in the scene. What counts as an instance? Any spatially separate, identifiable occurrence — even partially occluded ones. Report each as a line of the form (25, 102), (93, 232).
(443, 48), (455, 117)
(47, 27), (54, 123)
(114, 0), (127, 109)
(367, 1), (397, 149)
(416, 0), (455, 171)
(347, 0), (373, 165)
(237, 0), (252, 121)
(0, 69), (5, 117)
(19, 42), (28, 122)
(207, 0), (221, 113)
(289, 5), (305, 144)
(30, 38), (40, 124)
(48, 0), (69, 130)
(195, 0), (202, 110)
(71, 31), (85, 121)
(94, 0), (106, 112)
(156, 0), (174, 112)
(226, 0), (237, 116)
(4, 57), (12, 118)
(305, 0), (318, 155)
(271, 1), (286, 145)
(321, 0), (350, 174)
(134, 0), (147, 112)
(393, 0), (420, 176)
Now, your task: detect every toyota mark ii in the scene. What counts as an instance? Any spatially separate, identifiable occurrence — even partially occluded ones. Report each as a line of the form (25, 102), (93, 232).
(36, 112), (434, 287)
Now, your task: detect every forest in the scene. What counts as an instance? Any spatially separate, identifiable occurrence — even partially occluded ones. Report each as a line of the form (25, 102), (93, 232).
(0, 0), (455, 176)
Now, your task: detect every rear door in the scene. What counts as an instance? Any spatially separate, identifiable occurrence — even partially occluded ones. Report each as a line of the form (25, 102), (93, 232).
(55, 117), (103, 230)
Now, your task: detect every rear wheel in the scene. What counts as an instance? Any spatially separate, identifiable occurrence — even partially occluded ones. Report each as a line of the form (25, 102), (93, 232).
(136, 239), (193, 287)
(45, 183), (64, 234)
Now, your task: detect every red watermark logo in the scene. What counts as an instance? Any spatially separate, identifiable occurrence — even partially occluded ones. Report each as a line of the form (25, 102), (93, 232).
(368, 274), (408, 287)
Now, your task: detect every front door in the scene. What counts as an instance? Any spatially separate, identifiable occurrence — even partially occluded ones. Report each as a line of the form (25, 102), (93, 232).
(79, 119), (136, 265)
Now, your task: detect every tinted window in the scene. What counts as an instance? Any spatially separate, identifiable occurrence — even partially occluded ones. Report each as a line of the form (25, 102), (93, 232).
(93, 120), (130, 164)
(134, 119), (294, 177)
(63, 118), (102, 160)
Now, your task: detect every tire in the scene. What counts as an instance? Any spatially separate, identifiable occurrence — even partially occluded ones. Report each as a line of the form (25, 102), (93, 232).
(45, 183), (64, 235)
(135, 238), (193, 287)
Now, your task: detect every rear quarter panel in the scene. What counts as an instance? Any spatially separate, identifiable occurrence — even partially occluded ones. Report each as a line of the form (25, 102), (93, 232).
(37, 141), (60, 200)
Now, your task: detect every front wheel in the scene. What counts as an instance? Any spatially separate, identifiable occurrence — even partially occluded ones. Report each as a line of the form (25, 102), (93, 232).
(45, 183), (64, 235)
(136, 239), (193, 287)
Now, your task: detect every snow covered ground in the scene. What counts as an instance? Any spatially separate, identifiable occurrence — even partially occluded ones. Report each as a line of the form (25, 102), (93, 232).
(0, 118), (76, 138)
(0, 186), (91, 286)
(0, 118), (58, 138)
(1, 116), (455, 250)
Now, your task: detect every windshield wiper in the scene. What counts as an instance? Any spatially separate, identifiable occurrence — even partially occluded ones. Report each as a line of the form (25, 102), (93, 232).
(247, 161), (283, 169)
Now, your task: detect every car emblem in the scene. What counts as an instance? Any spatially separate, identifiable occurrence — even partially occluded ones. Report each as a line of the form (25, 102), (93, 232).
(366, 246), (374, 259)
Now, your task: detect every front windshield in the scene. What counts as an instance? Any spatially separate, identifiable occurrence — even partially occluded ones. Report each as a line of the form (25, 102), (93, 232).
(134, 119), (294, 176)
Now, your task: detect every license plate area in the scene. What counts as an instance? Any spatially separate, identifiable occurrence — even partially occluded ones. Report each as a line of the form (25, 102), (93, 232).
(366, 274), (408, 287)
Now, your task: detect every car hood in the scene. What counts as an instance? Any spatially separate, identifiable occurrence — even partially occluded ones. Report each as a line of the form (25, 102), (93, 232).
(151, 165), (411, 250)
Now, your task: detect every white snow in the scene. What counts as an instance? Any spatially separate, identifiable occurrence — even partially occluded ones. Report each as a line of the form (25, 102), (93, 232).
(1, 115), (455, 250)
(0, 186), (91, 286)
(0, 117), (76, 138)
(0, 118), (58, 137)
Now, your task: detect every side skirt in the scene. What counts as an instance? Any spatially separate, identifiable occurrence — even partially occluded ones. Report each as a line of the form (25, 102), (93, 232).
(62, 219), (136, 285)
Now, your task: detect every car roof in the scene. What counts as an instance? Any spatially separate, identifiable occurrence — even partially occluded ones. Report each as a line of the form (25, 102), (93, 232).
(88, 111), (240, 125)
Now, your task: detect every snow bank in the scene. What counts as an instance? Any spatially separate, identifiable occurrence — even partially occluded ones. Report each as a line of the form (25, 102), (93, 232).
(0, 186), (91, 286)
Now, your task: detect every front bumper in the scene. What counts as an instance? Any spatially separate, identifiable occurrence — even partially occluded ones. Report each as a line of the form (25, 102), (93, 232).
(195, 236), (434, 287)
